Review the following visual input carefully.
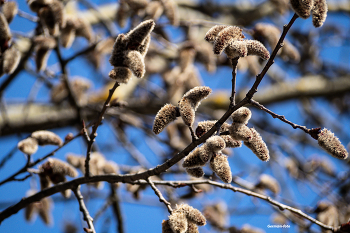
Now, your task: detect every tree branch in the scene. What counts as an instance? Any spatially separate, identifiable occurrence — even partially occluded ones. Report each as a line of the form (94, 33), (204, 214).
(73, 185), (96, 233)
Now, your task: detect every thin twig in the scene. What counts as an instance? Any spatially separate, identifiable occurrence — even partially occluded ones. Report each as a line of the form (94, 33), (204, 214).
(230, 57), (239, 107)
(147, 178), (173, 214)
(17, 9), (39, 22)
(65, 42), (100, 64)
(73, 186), (96, 233)
(110, 185), (124, 233)
(85, 81), (120, 177)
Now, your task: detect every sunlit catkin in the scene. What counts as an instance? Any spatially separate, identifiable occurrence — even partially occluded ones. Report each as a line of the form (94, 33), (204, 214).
(196, 120), (230, 137)
(187, 221), (199, 233)
(244, 128), (270, 161)
(224, 40), (247, 58)
(178, 86), (212, 127)
(109, 34), (128, 67)
(213, 26), (244, 55)
(229, 123), (253, 141)
(31, 130), (63, 146)
(220, 135), (242, 148)
(153, 103), (179, 134)
(290, 0), (313, 19)
(312, 0), (327, 27)
(169, 211), (188, 233)
(205, 136), (226, 153)
(186, 167), (204, 178)
(162, 220), (173, 233)
(41, 158), (78, 178)
(231, 107), (252, 124)
(245, 40), (270, 60)
(210, 153), (232, 183)
(205, 25), (229, 42)
(17, 137), (38, 155)
(317, 128), (348, 159)
(177, 204), (206, 226)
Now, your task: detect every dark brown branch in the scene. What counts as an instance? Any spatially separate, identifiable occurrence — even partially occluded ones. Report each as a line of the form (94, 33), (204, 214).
(110, 185), (124, 233)
(73, 186), (96, 233)
(147, 178), (173, 214)
(230, 57), (239, 107)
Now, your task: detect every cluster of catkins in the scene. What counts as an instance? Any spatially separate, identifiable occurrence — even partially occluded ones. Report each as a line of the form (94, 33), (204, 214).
(66, 152), (119, 189)
(162, 204), (206, 233)
(183, 107), (269, 183)
(204, 25), (270, 61)
(108, 19), (155, 83)
(290, 0), (327, 27)
(153, 86), (212, 134)
(0, 1), (21, 77)
(117, 0), (178, 28)
(26, 0), (93, 71)
(17, 130), (63, 155)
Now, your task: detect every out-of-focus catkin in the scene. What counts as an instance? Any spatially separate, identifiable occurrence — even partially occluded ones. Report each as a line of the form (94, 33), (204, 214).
(210, 153), (232, 183)
(153, 104), (179, 134)
(255, 174), (280, 195)
(31, 130), (63, 146)
(317, 128), (348, 159)
(1, 1), (17, 23)
(18, 137), (38, 155)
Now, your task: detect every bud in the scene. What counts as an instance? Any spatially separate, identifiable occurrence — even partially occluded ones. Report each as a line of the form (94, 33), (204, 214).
(2, 1), (18, 23)
(182, 147), (207, 168)
(255, 174), (280, 195)
(213, 26), (244, 55)
(317, 128), (348, 159)
(31, 130), (63, 146)
(178, 86), (212, 127)
(75, 17), (94, 42)
(123, 50), (145, 78)
(246, 40), (270, 60)
(109, 66), (133, 83)
(60, 16), (76, 48)
(177, 204), (206, 226)
(290, 0), (313, 19)
(153, 103), (179, 134)
(312, 0), (327, 27)
(244, 128), (270, 161)
(231, 107), (252, 124)
(224, 40), (247, 58)
(2, 46), (21, 74)
(38, 0), (66, 36)
(229, 123), (253, 141)
(210, 153), (232, 183)
(220, 135), (242, 148)
(169, 211), (188, 233)
(196, 120), (230, 137)
(186, 167), (204, 178)
(18, 137), (38, 155)
(205, 25), (229, 42)
(126, 19), (155, 49)
(161, 0), (179, 26)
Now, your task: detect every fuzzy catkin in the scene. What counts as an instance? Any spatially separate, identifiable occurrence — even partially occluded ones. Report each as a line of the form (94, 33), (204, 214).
(196, 121), (230, 137)
(245, 40), (270, 60)
(181, 86), (212, 111)
(123, 50), (145, 78)
(312, 0), (327, 27)
(290, 0), (313, 19)
(178, 98), (196, 127)
(31, 130), (63, 146)
(177, 204), (206, 226)
(0, 12), (11, 47)
(60, 17), (76, 48)
(146, 1), (164, 21)
(244, 128), (270, 161)
(205, 25), (229, 42)
(41, 158), (78, 178)
(162, 220), (174, 233)
(229, 123), (253, 141)
(17, 137), (38, 155)
(224, 40), (247, 58)
(153, 103), (179, 134)
(220, 135), (242, 148)
(169, 211), (188, 233)
(109, 34), (128, 67)
(75, 17), (94, 42)
(213, 26), (244, 55)
(231, 107), (252, 124)
(126, 19), (155, 47)
(317, 128), (348, 159)
(186, 221), (199, 233)
(2, 46), (21, 74)
(161, 0), (179, 26)
(185, 167), (204, 178)
(205, 136), (226, 153)
(182, 147), (207, 168)
(109, 66), (133, 83)
(2, 1), (17, 23)
(210, 153), (232, 183)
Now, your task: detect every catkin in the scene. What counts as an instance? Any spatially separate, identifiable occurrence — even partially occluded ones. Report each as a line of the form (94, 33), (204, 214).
(169, 211), (188, 233)
(182, 147), (207, 168)
(17, 137), (38, 155)
(126, 19), (155, 47)
(31, 130), (63, 146)
(213, 26), (244, 55)
(2, 1), (18, 23)
(177, 204), (206, 226)
(2, 46), (21, 74)
(317, 128), (348, 159)
(229, 123), (253, 141)
(123, 50), (145, 78)
(312, 0), (327, 27)
(210, 153), (232, 183)
(244, 128), (270, 161)
(205, 25), (229, 42)
(109, 66), (133, 83)
(256, 174), (280, 194)
(224, 40), (247, 58)
(290, 0), (313, 19)
(185, 167), (204, 178)
(231, 107), (252, 124)
(245, 40), (270, 60)
(153, 104), (179, 134)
